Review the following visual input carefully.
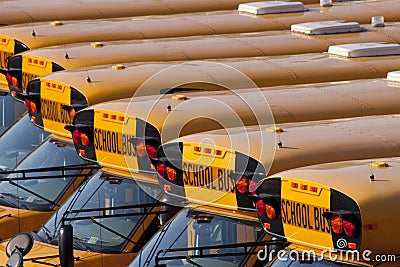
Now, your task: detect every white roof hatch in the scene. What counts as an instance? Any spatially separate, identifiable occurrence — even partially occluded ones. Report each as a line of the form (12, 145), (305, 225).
(328, 42), (400, 58)
(291, 20), (363, 35)
(238, 1), (305, 15)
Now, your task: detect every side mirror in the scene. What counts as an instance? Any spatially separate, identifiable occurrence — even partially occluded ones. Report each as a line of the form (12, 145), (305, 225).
(6, 232), (33, 257)
(59, 224), (74, 267)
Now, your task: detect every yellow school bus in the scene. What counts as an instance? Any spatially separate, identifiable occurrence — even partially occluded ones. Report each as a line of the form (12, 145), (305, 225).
(70, 71), (400, 178)
(255, 156), (400, 266)
(0, 0), (259, 25)
(0, 133), (99, 241)
(21, 42), (400, 133)
(154, 114), (400, 213)
(4, 0), (400, 96)
(6, 19), (400, 97)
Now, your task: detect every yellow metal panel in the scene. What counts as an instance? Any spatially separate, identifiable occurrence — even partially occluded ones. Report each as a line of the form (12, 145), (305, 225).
(93, 110), (139, 173)
(281, 177), (333, 250)
(40, 79), (71, 137)
(21, 55), (53, 91)
(182, 142), (238, 208)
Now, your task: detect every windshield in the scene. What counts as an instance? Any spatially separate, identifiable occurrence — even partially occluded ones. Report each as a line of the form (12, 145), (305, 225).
(266, 249), (365, 267)
(130, 209), (264, 267)
(0, 137), (85, 211)
(35, 171), (161, 253)
(0, 113), (49, 171)
(0, 94), (26, 135)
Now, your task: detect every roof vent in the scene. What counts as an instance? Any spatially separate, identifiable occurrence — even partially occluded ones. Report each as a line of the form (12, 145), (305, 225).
(50, 21), (63, 26)
(328, 42), (400, 58)
(238, 1), (305, 15)
(291, 21), (363, 35)
(371, 16), (385, 27)
(320, 0), (332, 7)
(90, 42), (104, 48)
(386, 71), (400, 83)
(112, 64), (126, 71)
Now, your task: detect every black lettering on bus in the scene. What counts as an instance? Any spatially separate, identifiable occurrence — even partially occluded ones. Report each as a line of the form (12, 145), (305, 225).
(307, 205), (313, 230)
(296, 203), (302, 226)
(301, 204), (308, 228)
(218, 169), (224, 191)
(282, 199), (287, 223)
(0, 52), (12, 69)
(204, 167), (210, 189)
(40, 99), (71, 125)
(22, 72), (39, 90)
(290, 201), (296, 225)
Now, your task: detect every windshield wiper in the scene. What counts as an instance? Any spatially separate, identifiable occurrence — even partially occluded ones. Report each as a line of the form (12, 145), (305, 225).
(41, 224), (54, 242)
(0, 193), (20, 208)
(72, 235), (91, 251)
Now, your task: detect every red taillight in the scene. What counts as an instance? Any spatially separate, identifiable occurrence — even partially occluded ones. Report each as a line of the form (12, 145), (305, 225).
(331, 214), (343, 234)
(6, 73), (18, 88)
(236, 176), (249, 194)
(25, 99), (38, 113)
(146, 144), (157, 159)
(266, 204), (276, 219)
(69, 108), (76, 121)
(73, 129), (81, 144)
(343, 220), (356, 237)
(167, 167), (177, 182)
(80, 133), (90, 146)
(156, 163), (167, 179)
(256, 199), (266, 216)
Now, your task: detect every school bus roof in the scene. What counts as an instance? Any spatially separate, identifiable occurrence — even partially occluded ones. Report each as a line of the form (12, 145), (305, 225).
(83, 76), (400, 128)
(14, 21), (400, 70)
(0, 0), (269, 25)
(263, 156), (400, 256)
(1, 0), (399, 30)
(172, 115), (400, 179)
(29, 47), (400, 99)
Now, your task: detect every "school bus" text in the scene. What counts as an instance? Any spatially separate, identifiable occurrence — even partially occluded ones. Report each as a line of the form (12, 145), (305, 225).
(41, 99), (71, 124)
(94, 128), (137, 157)
(183, 162), (235, 193)
(281, 199), (331, 234)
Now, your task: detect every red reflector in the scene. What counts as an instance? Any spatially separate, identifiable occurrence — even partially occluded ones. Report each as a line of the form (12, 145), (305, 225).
(164, 184), (172, 192)
(146, 144), (157, 159)
(310, 186), (317, 193)
(79, 150), (86, 156)
(52, 83), (56, 88)
(118, 116), (124, 121)
(266, 204), (276, 219)
(194, 146), (201, 152)
(28, 58), (32, 63)
(39, 61), (44, 65)
(300, 184), (308, 190)
(110, 114), (117, 120)
(1, 38), (6, 42)
(291, 182), (298, 189)
(256, 199), (266, 216)
(263, 223), (271, 230)
(156, 163), (167, 179)
(348, 243), (357, 250)
(11, 91), (17, 97)
(31, 116), (37, 123)
(57, 85), (62, 90)
(46, 82), (50, 87)
(73, 129), (81, 144)
(167, 167), (177, 182)
(215, 149), (222, 155)
(204, 148), (212, 153)
(236, 176), (249, 194)
(331, 214), (343, 234)
(102, 113), (109, 118)
(34, 59), (38, 64)
(343, 220), (356, 237)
